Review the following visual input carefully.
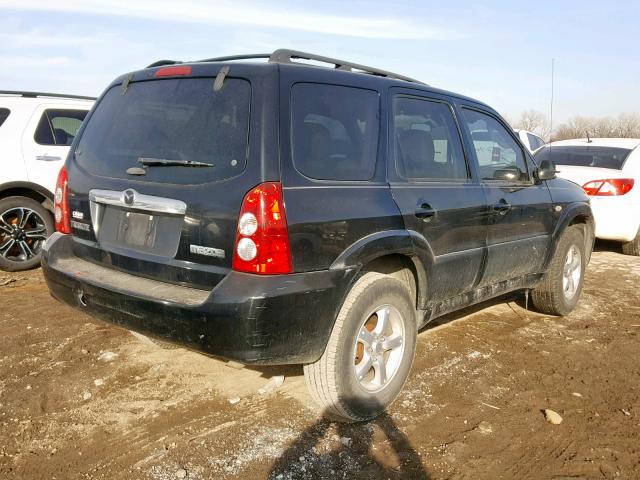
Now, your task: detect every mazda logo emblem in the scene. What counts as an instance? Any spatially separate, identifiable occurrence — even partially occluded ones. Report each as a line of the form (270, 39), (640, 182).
(123, 189), (136, 206)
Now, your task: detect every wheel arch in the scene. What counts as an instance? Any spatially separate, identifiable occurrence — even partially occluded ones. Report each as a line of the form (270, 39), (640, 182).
(0, 181), (55, 213)
(547, 202), (595, 267)
(330, 229), (432, 313)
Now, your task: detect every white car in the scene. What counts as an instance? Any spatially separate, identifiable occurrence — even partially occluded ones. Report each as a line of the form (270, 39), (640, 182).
(534, 138), (640, 255)
(0, 91), (94, 271)
(514, 129), (546, 153)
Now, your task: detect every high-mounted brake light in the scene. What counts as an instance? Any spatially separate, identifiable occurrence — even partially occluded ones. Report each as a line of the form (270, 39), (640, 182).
(154, 65), (192, 77)
(232, 182), (292, 275)
(582, 178), (634, 196)
(54, 166), (71, 233)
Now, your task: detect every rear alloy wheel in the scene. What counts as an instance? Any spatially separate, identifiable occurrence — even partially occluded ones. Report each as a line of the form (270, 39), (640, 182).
(531, 225), (586, 315)
(304, 272), (417, 422)
(0, 196), (53, 272)
(621, 228), (640, 256)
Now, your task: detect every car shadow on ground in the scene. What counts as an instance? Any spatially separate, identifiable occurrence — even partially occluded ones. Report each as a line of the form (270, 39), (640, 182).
(268, 403), (430, 479)
(592, 239), (623, 253)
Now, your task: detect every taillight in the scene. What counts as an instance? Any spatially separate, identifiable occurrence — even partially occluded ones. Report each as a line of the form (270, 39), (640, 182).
(582, 178), (634, 196)
(232, 182), (292, 275)
(54, 166), (71, 233)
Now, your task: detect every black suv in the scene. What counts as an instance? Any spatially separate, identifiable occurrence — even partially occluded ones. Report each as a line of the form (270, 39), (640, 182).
(42, 50), (594, 421)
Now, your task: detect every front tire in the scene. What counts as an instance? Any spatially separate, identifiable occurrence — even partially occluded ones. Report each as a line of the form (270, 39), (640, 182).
(532, 225), (586, 315)
(304, 272), (417, 422)
(0, 196), (53, 272)
(621, 228), (640, 256)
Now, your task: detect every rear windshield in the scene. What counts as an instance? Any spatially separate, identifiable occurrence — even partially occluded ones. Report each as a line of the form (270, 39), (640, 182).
(75, 77), (250, 184)
(535, 145), (631, 170)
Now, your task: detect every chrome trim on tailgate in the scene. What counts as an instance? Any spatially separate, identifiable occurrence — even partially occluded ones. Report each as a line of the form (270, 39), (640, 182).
(89, 189), (187, 215)
(88, 189), (187, 238)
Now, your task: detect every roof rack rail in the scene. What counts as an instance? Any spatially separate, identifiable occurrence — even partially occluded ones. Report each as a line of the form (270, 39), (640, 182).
(196, 53), (272, 63)
(267, 49), (426, 85)
(0, 90), (95, 101)
(148, 49), (425, 85)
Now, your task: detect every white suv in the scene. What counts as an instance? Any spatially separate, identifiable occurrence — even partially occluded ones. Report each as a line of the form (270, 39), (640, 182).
(0, 91), (94, 271)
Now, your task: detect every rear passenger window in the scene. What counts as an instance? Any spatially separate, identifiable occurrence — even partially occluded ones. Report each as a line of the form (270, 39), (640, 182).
(34, 109), (88, 146)
(393, 97), (468, 180)
(291, 84), (379, 181)
(0, 108), (9, 128)
(462, 108), (529, 182)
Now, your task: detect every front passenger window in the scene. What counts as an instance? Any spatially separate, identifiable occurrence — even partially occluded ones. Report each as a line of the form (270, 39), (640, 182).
(462, 109), (529, 182)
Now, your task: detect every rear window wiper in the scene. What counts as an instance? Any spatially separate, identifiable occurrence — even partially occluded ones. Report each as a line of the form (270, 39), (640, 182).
(138, 157), (214, 168)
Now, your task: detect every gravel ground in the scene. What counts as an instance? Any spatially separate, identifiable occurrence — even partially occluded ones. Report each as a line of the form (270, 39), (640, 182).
(0, 243), (638, 479)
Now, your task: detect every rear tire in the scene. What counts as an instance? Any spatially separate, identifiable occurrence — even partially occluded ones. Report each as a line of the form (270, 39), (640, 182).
(531, 225), (586, 316)
(0, 196), (53, 272)
(304, 272), (417, 422)
(621, 229), (640, 256)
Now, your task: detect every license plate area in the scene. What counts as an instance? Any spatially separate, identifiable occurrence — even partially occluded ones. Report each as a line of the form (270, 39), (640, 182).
(97, 205), (183, 257)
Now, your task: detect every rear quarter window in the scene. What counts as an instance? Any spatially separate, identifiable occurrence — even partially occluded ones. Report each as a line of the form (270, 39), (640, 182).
(0, 108), (9, 128)
(291, 83), (379, 181)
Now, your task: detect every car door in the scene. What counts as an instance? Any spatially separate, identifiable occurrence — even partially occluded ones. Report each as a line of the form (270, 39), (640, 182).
(458, 105), (554, 285)
(388, 90), (488, 302)
(21, 105), (89, 194)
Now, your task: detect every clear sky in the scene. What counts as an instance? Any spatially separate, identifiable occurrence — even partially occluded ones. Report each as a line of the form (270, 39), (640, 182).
(1, 0), (638, 124)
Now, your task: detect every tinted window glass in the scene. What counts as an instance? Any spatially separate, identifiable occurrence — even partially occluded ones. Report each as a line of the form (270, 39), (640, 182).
(463, 109), (529, 182)
(75, 78), (250, 184)
(0, 108), (9, 128)
(34, 109), (87, 146)
(527, 133), (545, 151)
(291, 83), (379, 181)
(393, 97), (468, 180)
(534, 145), (631, 170)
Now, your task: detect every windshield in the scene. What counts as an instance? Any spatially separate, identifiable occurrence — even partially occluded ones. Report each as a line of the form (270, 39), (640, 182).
(535, 145), (631, 170)
(75, 77), (250, 184)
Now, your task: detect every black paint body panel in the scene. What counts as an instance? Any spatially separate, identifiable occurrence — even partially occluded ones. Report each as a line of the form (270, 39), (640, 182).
(41, 59), (594, 364)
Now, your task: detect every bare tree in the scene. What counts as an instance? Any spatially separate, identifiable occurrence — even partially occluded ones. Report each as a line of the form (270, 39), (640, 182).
(552, 113), (640, 141)
(512, 110), (550, 140)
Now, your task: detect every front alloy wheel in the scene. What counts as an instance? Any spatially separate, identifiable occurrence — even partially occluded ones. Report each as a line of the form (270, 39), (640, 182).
(562, 244), (582, 300)
(531, 225), (586, 316)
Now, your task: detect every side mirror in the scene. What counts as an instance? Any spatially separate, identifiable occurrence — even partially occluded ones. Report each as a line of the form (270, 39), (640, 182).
(537, 159), (557, 181)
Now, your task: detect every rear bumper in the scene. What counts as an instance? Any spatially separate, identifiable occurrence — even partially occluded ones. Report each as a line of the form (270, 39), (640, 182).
(590, 196), (640, 242)
(42, 233), (356, 365)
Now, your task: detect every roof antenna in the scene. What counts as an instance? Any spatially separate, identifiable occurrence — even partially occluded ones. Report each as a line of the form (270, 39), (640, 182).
(548, 58), (554, 163)
(586, 131), (592, 143)
(549, 58), (554, 143)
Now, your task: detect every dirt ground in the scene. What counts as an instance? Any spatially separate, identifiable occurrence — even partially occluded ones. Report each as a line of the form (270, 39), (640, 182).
(0, 242), (638, 480)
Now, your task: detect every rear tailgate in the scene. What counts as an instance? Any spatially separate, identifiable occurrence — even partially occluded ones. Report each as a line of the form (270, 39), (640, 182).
(64, 64), (278, 290)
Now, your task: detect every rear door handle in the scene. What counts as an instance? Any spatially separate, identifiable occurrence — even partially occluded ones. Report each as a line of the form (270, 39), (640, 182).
(491, 200), (511, 215)
(415, 203), (436, 221)
(36, 155), (62, 162)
